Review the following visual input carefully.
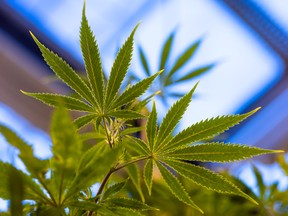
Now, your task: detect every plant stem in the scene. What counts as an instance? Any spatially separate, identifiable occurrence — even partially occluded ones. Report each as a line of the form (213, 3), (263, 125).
(102, 116), (113, 148)
(87, 156), (151, 215)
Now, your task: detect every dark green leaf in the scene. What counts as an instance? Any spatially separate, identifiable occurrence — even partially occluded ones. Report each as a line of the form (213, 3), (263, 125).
(104, 24), (139, 108)
(138, 46), (150, 76)
(125, 136), (150, 156)
(80, 4), (104, 109)
(155, 83), (198, 151)
(126, 162), (145, 202)
(162, 107), (261, 151)
(30, 32), (95, 105)
(110, 70), (162, 109)
(156, 161), (203, 213)
(163, 142), (282, 162)
(21, 92), (94, 112)
(144, 159), (154, 195)
(104, 198), (156, 211)
(146, 101), (157, 150)
(74, 113), (97, 129)
(8, 167), (24, 215)
(163, 159), (257, 204)
(102, 179), (128, 200)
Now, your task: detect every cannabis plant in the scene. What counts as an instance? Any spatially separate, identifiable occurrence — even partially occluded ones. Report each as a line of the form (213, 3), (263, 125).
(0, 2), (284, 215)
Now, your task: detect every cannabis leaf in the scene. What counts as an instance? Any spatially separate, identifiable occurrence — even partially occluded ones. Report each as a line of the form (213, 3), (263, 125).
(126, 83), (282, 213)
(22, 6), (161, 130)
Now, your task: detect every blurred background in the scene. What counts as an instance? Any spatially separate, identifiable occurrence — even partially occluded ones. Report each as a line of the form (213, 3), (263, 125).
(0, 0), (288, 211)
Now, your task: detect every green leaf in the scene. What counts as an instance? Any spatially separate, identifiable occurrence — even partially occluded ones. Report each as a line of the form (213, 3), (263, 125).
(138, 46), (150, 76)
(156, 161), (203, 213)
(102, 179), (128, 200)
(77, 143), (109, 174)
(111, 70), (162, 109)
(74, 114), (97, 129)
(104, 23), (139, 108)
(8, 167), (24, 215)
(0, 124), (48, 178)
(125, 136), (150, 156)
(50, 107), (83, 202)
(174, 64), (215, 83)
(0, 162), (48, 203)
(162, 159), (258, 204)
(252, 165), (265, 200)
(146, 101), (157, 151)
(126, 162), (145, 202)
(163, 107), (261, 151)
(68, 200), (100, 211)
(104, 198), (156, 211)
(65, 146), (120, 200)
(166, 39), (201, 84)
(108, 110), (146, 120)
(120, 126), (144, 136)
(143, 159), (154, 195)
(30, 32), (95, 105)
(163, 142), (283, 162)
(80, 4), (104, 110)
(107, 207), (145, 216)
(159, 31), (175, 70)
(21, 92), (94, 112)
(155, 83), (198, 151)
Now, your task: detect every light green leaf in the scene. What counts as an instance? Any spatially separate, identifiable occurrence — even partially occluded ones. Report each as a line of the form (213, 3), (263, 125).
(143, 159), (154, 195)
(125, 136), (150, 156)
(163, 159), (258, 204)
(65, 146), (120, 200)
(108, 110), (146, 120)
(80, 4), (104, 110)
(146, 101), (157, 150)
(104, 23), (139, 108)
(0, 124), (48, 178)
(165, 39), (201, 84)
(50, 107), (83, 202)
(30, 32), (95, 105)
(159, 31), (175, 71)
(104, 198), (156, 211)
(138, 46), (150, 76)
(156, 161), (203, 213)
(174, 64), (215, 83)
(252, 165), (265, 200)
(111, 70), (162, 109)
(21, 92), (94, 112)
(102, 179), (128, 200)
(155, 83), (198, 151)
(74, 114), (97, 129)
(77, 143), (109, 174)
(126, 162), (145, 202)
(163, 107), (261, 151)
(163, 142), (283, 162)
(0, 161), (48, 203)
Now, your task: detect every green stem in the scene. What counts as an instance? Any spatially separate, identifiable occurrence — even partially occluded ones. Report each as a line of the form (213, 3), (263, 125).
(37, 175), (58, 206)
(87, 156), (150, 215)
